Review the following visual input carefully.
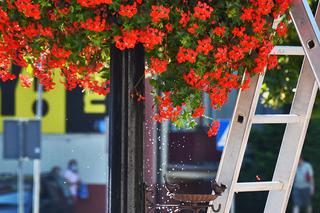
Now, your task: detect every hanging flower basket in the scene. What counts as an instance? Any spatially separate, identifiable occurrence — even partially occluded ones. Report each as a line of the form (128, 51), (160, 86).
(0, 0), (289, 136)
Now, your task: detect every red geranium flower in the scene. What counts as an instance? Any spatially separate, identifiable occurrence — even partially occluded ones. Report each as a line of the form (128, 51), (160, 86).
(150, 5), (170, 23)
(119, 3), (137, 18)
(208, 120), (220, 137)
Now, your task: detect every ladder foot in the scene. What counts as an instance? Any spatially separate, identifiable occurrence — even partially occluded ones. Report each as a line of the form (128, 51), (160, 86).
(210, 203), (221, 212)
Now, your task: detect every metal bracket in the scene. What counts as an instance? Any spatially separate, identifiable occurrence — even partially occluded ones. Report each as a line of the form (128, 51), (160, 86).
(145, 178), (226, 212)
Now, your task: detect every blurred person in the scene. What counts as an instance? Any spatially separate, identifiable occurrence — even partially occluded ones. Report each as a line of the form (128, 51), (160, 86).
(292, 156), (314, 213)
(64, 159), (81, 201)
(41, 166), (73, 213)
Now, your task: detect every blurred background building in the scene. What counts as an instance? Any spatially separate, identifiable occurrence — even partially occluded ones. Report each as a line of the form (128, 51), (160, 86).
(0, 68), (107, 213)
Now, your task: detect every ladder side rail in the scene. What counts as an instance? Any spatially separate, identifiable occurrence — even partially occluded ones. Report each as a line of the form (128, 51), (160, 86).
(290, 0), (320, 87)
(264, 59), (318, 213)
(208, 73), (265, 213)
(264, 2), (320, 211)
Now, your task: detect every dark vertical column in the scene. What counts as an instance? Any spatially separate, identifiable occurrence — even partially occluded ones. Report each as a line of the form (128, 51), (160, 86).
(108, 44), (145, 213)
(0, 65), (21, 116)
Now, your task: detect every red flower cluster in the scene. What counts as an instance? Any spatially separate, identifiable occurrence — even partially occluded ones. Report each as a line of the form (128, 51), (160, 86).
(267, 55), (278, 70)
(213, 26), (225, 37)
(19, 74), (33, 88)
(0, 0), (290, 135)
(177, 47), (198, 63)
(255, 0), (275, 15)
(146, 57), (168, 74)
(193, 1), (214, 21)
(208, 120), (220, 137)
(119, 3), (137, 18)
(154, 92), (182, 122)
(187, 23), (199, 34)
(139, 27), (165, 50)
(114, 27), (165, 51)
(165, 23), (173, 32)
(0, 67), (16, 81)
(22, 23), (54, 39)
(183, 69), (204, 88)
(150, 5), (170, 23)
(77, 0), (112, 7)
(34, 68), (56, 91)
(192, 106), (205, 118)
(196, 38), (213, 55)
(80, 16), (107, 32)
(273, 0), (290, 18)
(80, 45), (101, 61)
(51, 44), (72, 59)
(0, 7), (9, 25)
(232, 27), (245, 38)
(179, 11), (190, 27)
(79, 77), (110, 96)
(276, 22), (288, 37)
(214, 47), (228, 64)
(183, 68), (239, 109)
(15, 0), (41, 20)
(114, 30), (139, 50)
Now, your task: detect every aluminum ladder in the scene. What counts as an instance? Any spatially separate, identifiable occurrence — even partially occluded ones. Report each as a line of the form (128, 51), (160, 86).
(208, 0), (320, 212)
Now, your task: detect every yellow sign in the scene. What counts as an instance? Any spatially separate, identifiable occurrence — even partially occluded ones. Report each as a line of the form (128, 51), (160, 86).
(0, 68), (66, 133)
(84, 91), (106, 114)
(0, 66), (108, 133)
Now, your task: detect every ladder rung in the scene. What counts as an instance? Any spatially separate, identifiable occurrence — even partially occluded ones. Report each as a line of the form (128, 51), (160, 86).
(252, 114), (303, 124)
(270, 46), (305, 55)
(234, 181), (285, 192)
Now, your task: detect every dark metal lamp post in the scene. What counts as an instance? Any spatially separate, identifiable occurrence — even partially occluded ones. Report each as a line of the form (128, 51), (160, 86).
(108, 44), (145, 213)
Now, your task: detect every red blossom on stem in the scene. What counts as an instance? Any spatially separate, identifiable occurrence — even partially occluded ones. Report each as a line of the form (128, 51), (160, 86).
(80, 16), (107, 32)
(119, 3), (137, 18)
(51, 44), (72, 59)
(196, 38), (213, 55)
(208, 120), (220, 137)
(77, 0), (112, 7)
(138, 27), (165, 50)
(213, 26), (225, 37)
(193, 1), (214, 21)
(267, 55), (278, 70)
(179, 11), (190, 27)
(165, 23), (173, 32)
(187, 23), (199, 34)
(146, 57), (168, 74)
(15, 0), (41, 20)
(192, 106), (205, 118)
(19, 74), (33, 88)
(114, 29), (139, 50)
(150, 5), (170, 23)
(276, 22), (288, 37)
(177, 47), (198, 64)
(154, 92), (182, 122)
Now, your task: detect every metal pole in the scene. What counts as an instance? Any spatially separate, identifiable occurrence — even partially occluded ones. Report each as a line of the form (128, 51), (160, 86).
(108, 44), (145, 213)
(33, 82), (42, 213)
(18, 121), (24, 213)
(160, 120), (169, 184)
(18, 159), (24, 213)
